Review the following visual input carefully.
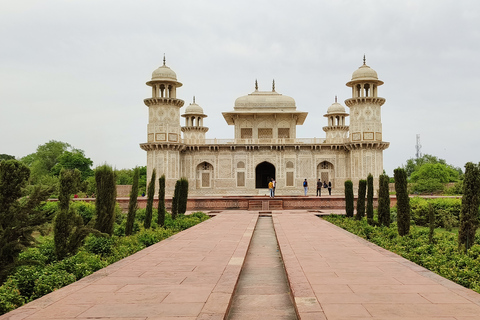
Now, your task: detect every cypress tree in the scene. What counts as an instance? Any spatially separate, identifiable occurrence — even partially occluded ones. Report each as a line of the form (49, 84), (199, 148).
(356, 180), (366, 220)
(94, 164), (117, 235)
(54, 168), (80, 259)
(157, 174), (166, 227)
(428, 203), (435, 244)
(125, 167), (140, 236)
(458, 162), (480, 251)
(377, 174), (391, 227)
(178, 178), (189, 215)
(344, 180), (354, 218)
(0, 160), (54, 282)
(144, 169), (156, 229)
(394, 168), (410, 236)
(366, 174), (374, 225)
(171, 179), (181, 220)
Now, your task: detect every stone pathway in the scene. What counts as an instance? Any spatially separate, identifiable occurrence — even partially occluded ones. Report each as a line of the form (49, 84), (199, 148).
(3, 210), (480, 320)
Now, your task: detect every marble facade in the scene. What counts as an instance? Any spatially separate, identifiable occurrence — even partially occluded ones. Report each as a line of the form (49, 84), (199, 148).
(140, 57), (389, 196)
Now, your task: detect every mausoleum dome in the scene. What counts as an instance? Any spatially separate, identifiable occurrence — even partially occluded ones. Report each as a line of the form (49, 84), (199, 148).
(327, 102), (346, 114)
(185, 102), (204, 114)
(234, 91), (296, 110)
(151, 64), (178, 81)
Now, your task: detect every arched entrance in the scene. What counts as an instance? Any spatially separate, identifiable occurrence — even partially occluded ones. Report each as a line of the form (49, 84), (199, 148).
(317, 161), (334, 188)
(255, 161), (275, 188)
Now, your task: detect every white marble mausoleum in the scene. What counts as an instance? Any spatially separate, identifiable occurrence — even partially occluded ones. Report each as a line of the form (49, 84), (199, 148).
(140, 57), (389, 196)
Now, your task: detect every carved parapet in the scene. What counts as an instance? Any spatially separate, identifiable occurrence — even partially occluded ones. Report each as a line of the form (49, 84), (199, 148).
(140, 142), (186, 151)
(181, 126), (209, 132)
(322, 126), (349, 132)
(345, 97), (385, 107)
(144, 97), (184, 107)
(344, 141), (390, 151)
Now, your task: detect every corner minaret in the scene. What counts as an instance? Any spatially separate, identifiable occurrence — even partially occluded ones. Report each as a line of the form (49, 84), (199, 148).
(181, 97), (209, 143)
(140, 57), (184, 192)
(323, 96), (349, 144)
(345, 57), (389, 182)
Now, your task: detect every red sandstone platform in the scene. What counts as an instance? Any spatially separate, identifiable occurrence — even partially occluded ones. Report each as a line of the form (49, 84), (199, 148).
(3, 210), (480, 320)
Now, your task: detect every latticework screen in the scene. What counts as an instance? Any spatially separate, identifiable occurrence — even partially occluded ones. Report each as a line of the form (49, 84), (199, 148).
(278, 128), (290, 138)
(202, 172), (210, 187)
(258, 128), (272, 139)
(241, 128), (253, 139)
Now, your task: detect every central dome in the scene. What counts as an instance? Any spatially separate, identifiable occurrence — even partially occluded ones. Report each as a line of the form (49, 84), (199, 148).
(234, 90), (296, 110)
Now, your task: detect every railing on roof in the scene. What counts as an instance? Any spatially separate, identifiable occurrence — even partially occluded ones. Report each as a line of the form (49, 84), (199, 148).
(182, 138), (326, 145)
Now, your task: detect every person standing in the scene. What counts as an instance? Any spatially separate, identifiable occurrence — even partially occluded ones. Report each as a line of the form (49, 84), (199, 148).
(328, 181), (332, 195)
(272, 178), (276, 197)
(268, 179), (274, 198)
(316, 179), (322, 197)
(303, 179), (308, 196)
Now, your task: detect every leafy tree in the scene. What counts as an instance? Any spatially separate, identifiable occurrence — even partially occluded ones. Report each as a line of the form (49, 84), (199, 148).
(404, 154), (462, 178)
(125, 168), (140, 236)
(394, 168), (410, 236)
(157, 175), (166, 227)
(144, 169), (156, 229)
(356, 180), (366, 220)
(366, 174), (374, 225)
(377, 174), (391, 227)
(0, 154), (15, 161)
(21, 140), (70, 182)
(171, 179), (181, 220)
(54, 169), (98, 259)
(344, 180), (354, 218)
(178, 178), (189, 215)
(94, 165), (116, 235)
(410, 163), (460, 183)
(458, 162), (480, 251)
(0, 160), (54, 283)
(50, 149), (93, 181)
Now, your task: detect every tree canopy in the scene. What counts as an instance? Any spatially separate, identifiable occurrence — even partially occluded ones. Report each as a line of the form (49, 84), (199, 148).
(404, 154), (462, 179)
(21, 140), (93, 183)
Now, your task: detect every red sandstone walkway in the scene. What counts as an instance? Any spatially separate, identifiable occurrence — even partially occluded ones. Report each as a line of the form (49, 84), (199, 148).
(274, 212), (480, 320)
(3, 210), (480, 320)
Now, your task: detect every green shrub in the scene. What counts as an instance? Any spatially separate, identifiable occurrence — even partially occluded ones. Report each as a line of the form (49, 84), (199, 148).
(411, 178), (445, 194)
(31, 267), (76, 299)
(10, 266), (42, 299)
(0, 278), (25, 314)
(84, 236), (114, 256)
(71, 201), (95, 224)
(56, 251), (107, 279)
(444, 181), (463, 195)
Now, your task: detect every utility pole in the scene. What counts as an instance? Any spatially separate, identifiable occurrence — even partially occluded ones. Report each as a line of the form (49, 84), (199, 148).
(415, 134), (422, 159)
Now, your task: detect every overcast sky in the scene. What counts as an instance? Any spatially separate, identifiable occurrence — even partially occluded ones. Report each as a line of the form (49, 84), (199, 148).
(1, 0), (479, 175)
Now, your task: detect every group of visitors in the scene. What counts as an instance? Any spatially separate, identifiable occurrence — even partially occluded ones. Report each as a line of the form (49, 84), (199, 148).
(304, 179), (331, 196)
(268, 178), (332, 196)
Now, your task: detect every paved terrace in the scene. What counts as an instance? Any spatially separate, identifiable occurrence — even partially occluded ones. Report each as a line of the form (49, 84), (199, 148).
(3, 211), (480, 320)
